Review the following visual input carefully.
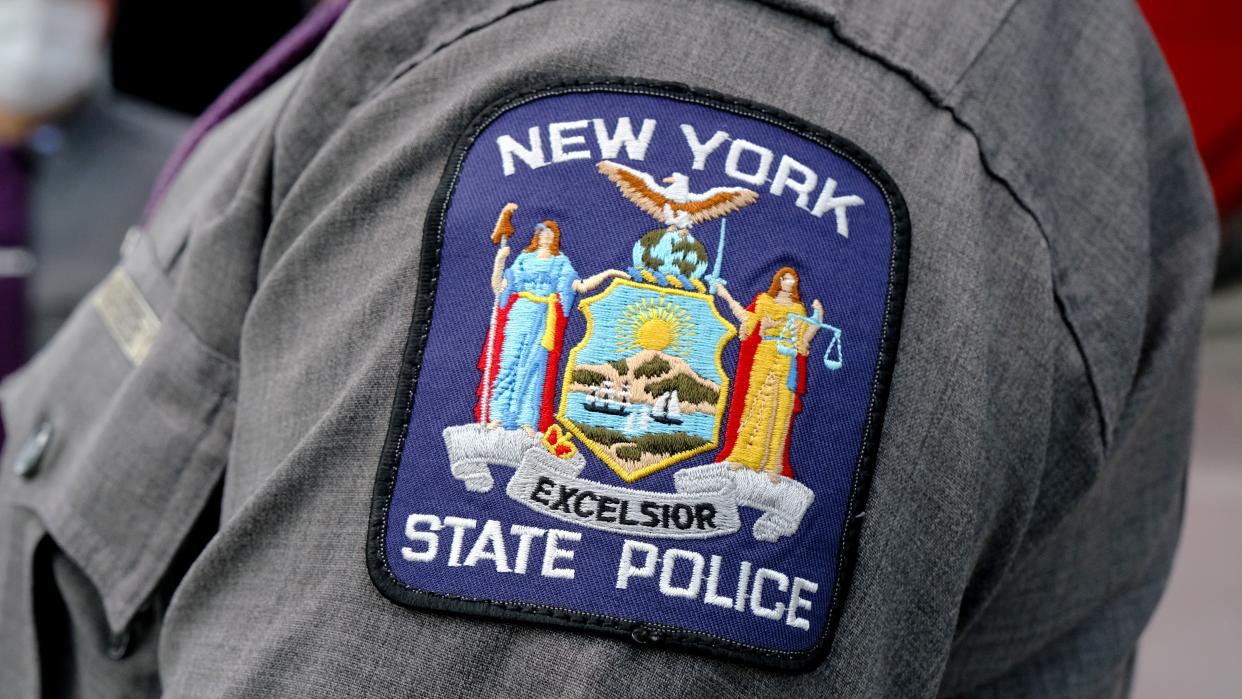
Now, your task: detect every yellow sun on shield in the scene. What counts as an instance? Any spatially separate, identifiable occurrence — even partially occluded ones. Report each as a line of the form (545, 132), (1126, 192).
(558, 279), (736, 482)
(615, 297), (698, 357)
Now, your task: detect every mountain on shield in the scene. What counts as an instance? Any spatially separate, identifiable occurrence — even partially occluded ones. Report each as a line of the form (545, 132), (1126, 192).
(568, 349), (721, 415)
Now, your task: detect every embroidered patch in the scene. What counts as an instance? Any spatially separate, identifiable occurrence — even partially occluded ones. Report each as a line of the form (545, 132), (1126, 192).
(368, 80), (908, 671)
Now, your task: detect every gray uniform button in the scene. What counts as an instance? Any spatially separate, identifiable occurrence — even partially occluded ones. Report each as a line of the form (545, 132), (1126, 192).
(14, 421), (53, 478)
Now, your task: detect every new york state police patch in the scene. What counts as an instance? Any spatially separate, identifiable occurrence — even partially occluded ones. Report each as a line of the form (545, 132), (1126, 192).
(368, 79), (909, 672)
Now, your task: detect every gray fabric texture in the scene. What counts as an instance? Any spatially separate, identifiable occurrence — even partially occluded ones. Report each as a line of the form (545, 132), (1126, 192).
(0, 0), (1217, 697)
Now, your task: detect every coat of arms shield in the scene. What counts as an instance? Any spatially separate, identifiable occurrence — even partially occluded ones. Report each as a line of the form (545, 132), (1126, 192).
(557, 278), (735, 481)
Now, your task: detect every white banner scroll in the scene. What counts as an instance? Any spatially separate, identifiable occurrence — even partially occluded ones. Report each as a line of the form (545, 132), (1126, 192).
(442, 424), (814, 542)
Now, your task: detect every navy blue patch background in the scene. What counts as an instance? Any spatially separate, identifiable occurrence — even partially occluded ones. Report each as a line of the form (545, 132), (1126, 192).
(382, 89), (896, 654)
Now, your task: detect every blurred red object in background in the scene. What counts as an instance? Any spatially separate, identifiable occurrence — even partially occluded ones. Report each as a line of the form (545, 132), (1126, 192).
(1140, 0), (1242, 217)
(1139, 0), (1242, 282)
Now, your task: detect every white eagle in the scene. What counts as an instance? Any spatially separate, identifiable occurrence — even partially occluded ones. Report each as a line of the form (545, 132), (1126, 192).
(596, 161), (758, 288)
(596, 160), (759, 230)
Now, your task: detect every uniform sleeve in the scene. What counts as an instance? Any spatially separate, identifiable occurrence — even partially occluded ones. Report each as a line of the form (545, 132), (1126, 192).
(928, 1), (1219, 696)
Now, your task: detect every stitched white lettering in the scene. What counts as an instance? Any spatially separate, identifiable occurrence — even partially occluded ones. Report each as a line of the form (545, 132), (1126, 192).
(658, 549), (705, 599)
(442, 516), (477, 567)
(702, 554), (734, 609)
(733, 560), (752, 612)
(810, 177), (865, 237)
(749, 568), (788, 621)
(594, 117), (656, 160)
(401, 514), (442, 562)
(397, 513), (822, 630)
(616, 540), (659, 589)
(609, 539), (817, 629)
(463, 519), (511, 572)
(724, 138), (773, 185)
(770, 154), (819, 211)
(549, 120), (592, 163)
(509, 524), (547, 574)
(541, 529), (581, 580)
(493, 119), (867, 236)
(497, 127), (546, 176)
(680, 124), (729, 170)
(786, 577), (818, 630)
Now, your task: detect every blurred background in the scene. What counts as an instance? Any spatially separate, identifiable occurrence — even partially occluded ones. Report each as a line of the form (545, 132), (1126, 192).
(0, 0), (1238, 693)
(1, 0), (313, 381)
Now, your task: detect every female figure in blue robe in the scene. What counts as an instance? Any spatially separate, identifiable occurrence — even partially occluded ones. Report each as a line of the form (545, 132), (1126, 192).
(476, 220), (626, 436)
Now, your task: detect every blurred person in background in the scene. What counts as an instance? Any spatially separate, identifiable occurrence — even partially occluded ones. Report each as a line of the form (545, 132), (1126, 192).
(0, 0), (189, 381)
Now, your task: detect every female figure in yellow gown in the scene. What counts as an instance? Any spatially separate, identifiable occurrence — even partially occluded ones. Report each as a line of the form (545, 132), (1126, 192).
(714, 267), (823, 483)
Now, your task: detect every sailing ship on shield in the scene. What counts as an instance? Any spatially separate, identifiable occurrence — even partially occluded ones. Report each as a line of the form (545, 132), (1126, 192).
(441, 160), (844, 542)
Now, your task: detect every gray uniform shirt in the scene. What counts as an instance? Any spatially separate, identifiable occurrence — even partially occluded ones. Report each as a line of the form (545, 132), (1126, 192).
(0, 0), (1218, 696)
(27, 88), (189, 349)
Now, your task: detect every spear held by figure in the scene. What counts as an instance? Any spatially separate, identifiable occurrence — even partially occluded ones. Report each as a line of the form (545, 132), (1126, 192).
(479, 202), (518, 424)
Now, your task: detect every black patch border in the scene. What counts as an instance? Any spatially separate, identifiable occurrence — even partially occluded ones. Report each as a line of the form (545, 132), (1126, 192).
(367, 78), (910, 673)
